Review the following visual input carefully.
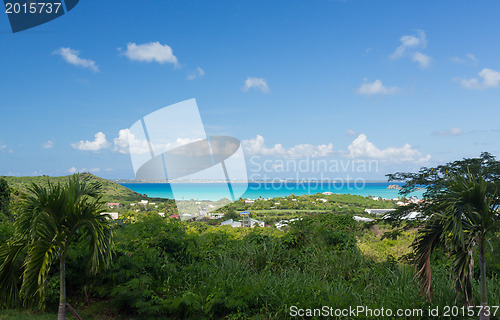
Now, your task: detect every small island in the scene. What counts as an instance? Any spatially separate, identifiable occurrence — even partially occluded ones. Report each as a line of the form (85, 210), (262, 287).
(387, 184), (402, 190)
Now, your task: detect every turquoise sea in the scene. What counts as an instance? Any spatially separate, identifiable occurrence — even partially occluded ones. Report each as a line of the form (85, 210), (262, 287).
(120, 182), (425, 201)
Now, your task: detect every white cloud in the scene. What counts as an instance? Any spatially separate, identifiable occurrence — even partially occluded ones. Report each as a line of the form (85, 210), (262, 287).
(121, 42), (178, 66)
(412, 52), (432, 69)
(187, 66), (205, 80)
(67, 167), (100, 174)
(41, 140), (54, 149)
(113, 129), (150, 154)
(0, 143), (13, 153)
(390, 30), (432, 69)
(357, 79), (399, 96)
(346, 129), (357, 137)
(71, 132), (110, 152)
(466, 54), (478, 62)
(455, 68), (500, 90)
(242, 77), (269, 93)
(451, 54), (478, 65)
(113, 129), (196, 155)
(433, 127), (463, 136)
(344, 134), (431, 164)
(390, 30), (427, 59)
(53, 48), (99, 72)
(242, 135), (333, 158)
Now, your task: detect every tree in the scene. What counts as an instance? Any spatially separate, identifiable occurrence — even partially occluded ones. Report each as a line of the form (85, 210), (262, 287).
(0, 178), (11, 218)
(0, 174), (113, 320)
(388, 154), (500, 319)
(225, 206), (239, 220)
(387, 152), (500, 199)
(401, 170), (499, 320)
(386, 152), (500, 221)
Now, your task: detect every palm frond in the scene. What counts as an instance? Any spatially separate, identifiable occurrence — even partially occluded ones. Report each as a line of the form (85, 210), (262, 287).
(0, 239), (26, 307)
(20, 237), (60, 309)
(412, 216), (444, 300)
(450, 237), (475, 306)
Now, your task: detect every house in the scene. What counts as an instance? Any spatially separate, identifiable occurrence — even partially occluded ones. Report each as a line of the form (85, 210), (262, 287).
(221, 219), (242, 228)
(275, 218), (302, 230)
(353, 216), (375, 222)
(158, 212), (165, 217)
(169, 214), (180, 219)
(382, 211), (424, 220)
(101, 212), (119, 220)
(249, 218), (265, 227)
(106, 203), (122, 208)
(322, 191), (333, 195)
(140, 200), (149, 205)
(364, 209), (396, 215)
(245, 199), (254, 204)
(210, 212), (224, 219)
(220, 218), (265, 228)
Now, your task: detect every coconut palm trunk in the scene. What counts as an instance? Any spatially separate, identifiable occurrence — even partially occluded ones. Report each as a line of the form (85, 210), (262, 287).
(58, 253), (67, 320)
(479, 237), (489, 320)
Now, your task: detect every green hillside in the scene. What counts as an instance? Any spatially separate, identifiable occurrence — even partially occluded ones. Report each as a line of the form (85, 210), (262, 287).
(1, 173), (146, 203)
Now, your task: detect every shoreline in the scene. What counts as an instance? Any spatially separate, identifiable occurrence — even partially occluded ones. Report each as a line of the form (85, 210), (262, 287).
(120, 181), (423, 202)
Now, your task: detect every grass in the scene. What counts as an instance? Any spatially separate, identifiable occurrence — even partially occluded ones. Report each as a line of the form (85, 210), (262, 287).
(0, 309), (56, 320)
(357, 226), (416, 262)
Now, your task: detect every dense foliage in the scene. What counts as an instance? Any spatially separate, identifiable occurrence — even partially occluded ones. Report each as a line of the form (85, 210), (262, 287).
(1, 212), (495, 319)
(0, 175), (113, 320)
(0, 173), (146, 203)
(1, 159), (500, 319)
(0, 178), (11, 219)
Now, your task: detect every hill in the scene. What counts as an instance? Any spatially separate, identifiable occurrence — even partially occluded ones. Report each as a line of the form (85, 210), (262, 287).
(1, 173), (147, 203)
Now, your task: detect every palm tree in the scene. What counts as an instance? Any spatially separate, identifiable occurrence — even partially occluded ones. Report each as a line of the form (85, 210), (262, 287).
(0, 174), (113, 320)
(413, 171), (499, 320)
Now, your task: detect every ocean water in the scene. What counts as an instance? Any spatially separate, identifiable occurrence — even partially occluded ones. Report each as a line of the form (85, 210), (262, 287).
(120, 182), (425, 201)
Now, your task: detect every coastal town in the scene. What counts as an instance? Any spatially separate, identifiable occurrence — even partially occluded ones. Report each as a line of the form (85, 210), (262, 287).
(100, 189), (424, 228)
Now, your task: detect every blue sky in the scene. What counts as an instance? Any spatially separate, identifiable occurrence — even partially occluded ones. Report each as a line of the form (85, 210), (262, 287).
(0, 0), (499, 180)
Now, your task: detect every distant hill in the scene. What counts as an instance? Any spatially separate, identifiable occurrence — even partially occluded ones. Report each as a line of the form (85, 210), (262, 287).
(1, 173), (147, 203)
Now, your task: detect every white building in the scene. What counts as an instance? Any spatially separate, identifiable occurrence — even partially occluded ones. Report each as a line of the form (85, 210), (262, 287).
(221, 219), (242, 228)
(353, 216), (375, 222)
(275, 218), (302, 230)
(364, 209), (396, 215)
(382, 211), (424, 220)
(220, 218), (264, 228)
(101, 212), (119, 220)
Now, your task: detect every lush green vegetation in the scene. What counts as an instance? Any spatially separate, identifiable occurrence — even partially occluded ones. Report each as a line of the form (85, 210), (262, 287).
(389, 152), (500, 320)
(1, 213), (498, 319)
(0, 175), (113, 320)
(0, 173), (146, 203)
(1, 154), (500, 319)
